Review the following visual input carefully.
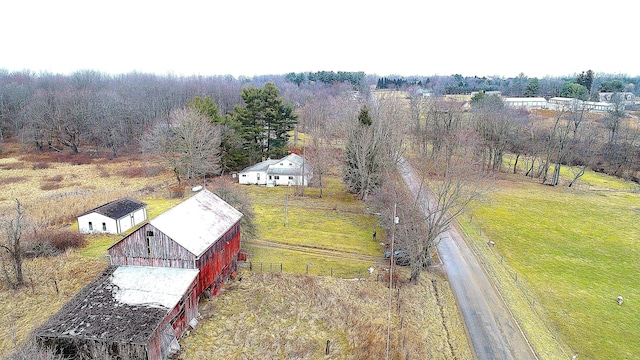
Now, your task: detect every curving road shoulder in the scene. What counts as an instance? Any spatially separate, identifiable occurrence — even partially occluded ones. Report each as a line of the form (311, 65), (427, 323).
(399, 159), (536, 360)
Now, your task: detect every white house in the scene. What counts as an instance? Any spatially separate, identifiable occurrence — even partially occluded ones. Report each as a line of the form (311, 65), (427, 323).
(238, 153), (313, 187)
(78, 198), (148, 234)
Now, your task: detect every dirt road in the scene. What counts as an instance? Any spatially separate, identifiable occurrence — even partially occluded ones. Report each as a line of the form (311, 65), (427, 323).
(399, 159), (536, 360)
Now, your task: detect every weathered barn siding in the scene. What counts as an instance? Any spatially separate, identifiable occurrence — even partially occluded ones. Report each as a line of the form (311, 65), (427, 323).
(109, 224), (196, 269)
(196, 222), (241, 296)
(109, 223), (241, 297)
(107, 190), (243, 298)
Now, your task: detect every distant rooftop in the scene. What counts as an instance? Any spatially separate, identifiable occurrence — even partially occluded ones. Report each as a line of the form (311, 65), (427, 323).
(80, 198), (147, 220)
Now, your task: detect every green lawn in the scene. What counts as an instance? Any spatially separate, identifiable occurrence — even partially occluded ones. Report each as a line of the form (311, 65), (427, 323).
(240, 176), (382, 277)
(464, 174), (640, 359)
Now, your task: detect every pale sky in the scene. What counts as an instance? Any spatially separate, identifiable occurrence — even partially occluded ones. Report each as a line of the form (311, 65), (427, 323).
(2, 0), (638, 79)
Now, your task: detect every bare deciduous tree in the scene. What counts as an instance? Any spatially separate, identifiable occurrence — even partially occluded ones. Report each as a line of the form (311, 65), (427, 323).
(1, 199), (25, 289)
(305, 127), (338, 198)
(141, 108), (221, 185)
(343, 102), (398, 201)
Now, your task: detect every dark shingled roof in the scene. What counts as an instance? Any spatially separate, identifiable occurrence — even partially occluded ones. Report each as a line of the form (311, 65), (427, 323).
(81, 198), (147, 220)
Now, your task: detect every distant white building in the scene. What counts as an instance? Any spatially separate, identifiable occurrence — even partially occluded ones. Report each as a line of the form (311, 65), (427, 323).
(548, 97), (614, 112)
(503, 97), (547, 109)
(77, 198), (147, 234)
(238, 153), (313, 187)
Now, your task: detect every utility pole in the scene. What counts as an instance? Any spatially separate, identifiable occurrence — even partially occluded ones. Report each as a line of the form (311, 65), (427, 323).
(386, 203), (398, 360)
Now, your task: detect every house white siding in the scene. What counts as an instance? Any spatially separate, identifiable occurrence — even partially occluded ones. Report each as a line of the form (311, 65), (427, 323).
(116, 208), (147, 234)
(238, 170), (268, 185)
(239, 154), (312, 187)
(78, 213), (118, 234)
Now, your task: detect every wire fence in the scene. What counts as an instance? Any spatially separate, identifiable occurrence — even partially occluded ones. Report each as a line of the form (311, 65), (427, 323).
(458, 217), (574, 358)
(241, 261), (373, 279)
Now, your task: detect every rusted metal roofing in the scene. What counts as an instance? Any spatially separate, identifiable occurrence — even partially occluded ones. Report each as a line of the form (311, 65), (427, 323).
(150, 189), (243, 257)
(80, 198), (147, 220)
(35, 266), (198, 343)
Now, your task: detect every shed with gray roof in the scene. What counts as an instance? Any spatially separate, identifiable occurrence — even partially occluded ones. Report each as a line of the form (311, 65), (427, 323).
(78, 198), (147, 234)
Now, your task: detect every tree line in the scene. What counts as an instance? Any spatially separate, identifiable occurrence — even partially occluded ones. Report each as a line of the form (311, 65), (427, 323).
(374, 70), (640, 99)
(0, 71), (300, 179)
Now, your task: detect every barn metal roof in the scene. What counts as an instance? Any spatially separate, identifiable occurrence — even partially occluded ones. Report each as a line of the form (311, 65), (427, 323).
(35, 266), (198, 343)
(111, 266), (199, 309)
(80, 198), (147, 220)
(150, 189), (243, 257)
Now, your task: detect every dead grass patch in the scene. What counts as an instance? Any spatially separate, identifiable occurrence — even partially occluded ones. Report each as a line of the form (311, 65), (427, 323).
(0, 251), (109, 358)
(39, 183), (63, 191)
(0, 162), (26, 170)
(31, 162), (50, 170)
(180, 270), (473, 359)
(95, 165), (110, 178)
(0, 176), (28, 185)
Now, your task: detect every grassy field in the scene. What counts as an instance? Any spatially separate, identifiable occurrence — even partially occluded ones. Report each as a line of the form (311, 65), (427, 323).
(177, 171), (473, 358)
(460, 171), (640, 359)
(180, 269), (472, 359)
(241, 176), (383, 278)
(1, 148), (473, 358)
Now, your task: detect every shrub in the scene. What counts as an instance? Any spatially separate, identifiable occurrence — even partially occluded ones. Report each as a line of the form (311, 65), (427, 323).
(47, 230), (86, 251)
(5, 339), (67, 360)
(53, 153), (92, 165)
(23, 229), (86, 257)
(23, 241), (58, 258)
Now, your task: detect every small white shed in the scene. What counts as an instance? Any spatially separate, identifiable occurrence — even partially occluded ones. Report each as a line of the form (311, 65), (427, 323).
(78, 198), (147, 234)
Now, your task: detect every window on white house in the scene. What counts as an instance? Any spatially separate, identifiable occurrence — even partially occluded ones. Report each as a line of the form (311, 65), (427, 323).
(88, 222), (93, 231)
(289, 176), (293, 180)
(269, 176), (272, 180)
(257, 174), (260, 180)
(102, 222), (107, 231)
(274, 176), (280, 180)
(241, 174), (246, 177)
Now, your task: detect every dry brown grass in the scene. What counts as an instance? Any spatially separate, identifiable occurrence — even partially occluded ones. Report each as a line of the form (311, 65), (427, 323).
(180, 269), (473, 360)
(0, 154), (174, 227)
(0, 149), (473, 359)
(0, 251), (109, 358)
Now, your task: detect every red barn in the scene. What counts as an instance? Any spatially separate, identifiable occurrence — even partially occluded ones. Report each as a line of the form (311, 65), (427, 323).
(108, 189), (243, 297)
